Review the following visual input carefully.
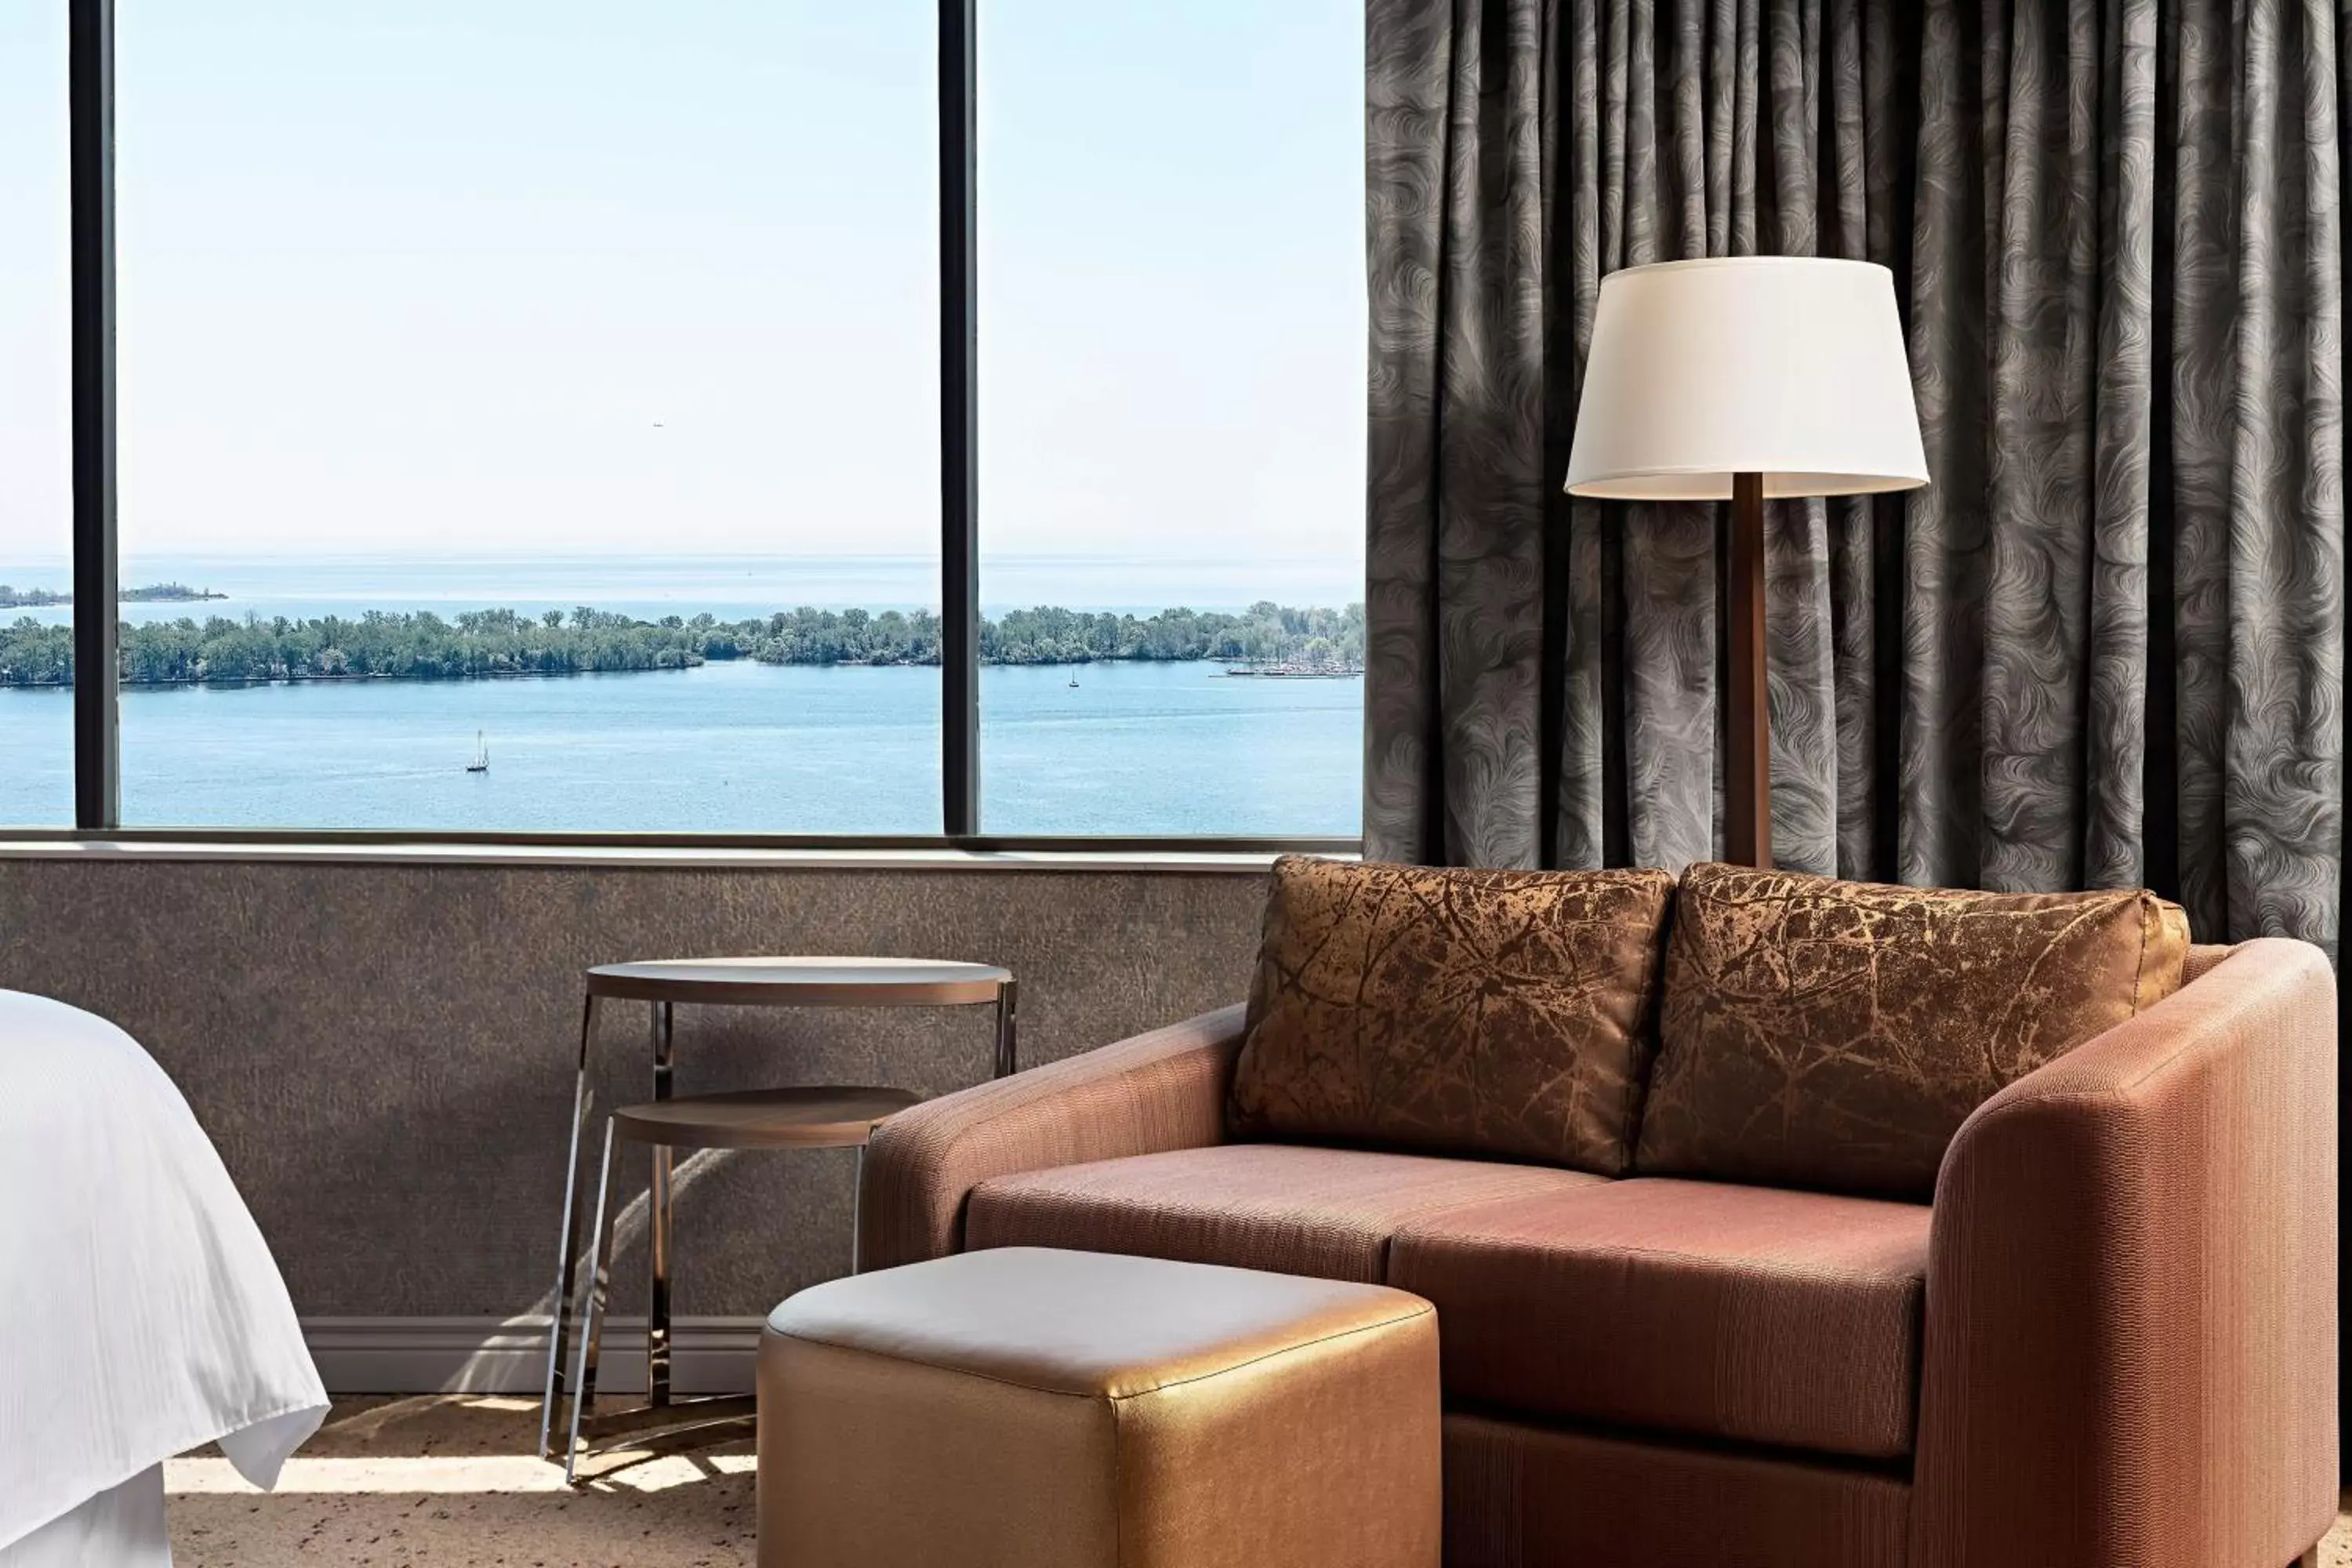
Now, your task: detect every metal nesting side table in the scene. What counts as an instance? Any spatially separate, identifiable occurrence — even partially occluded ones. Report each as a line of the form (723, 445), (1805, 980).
(539, 956), (1017, 1478)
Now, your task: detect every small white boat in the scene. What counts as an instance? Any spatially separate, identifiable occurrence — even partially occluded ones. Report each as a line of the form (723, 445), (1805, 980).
(466, 731), (489, 773)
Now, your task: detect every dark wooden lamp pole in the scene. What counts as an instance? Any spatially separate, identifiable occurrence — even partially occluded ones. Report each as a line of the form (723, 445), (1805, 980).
(1724, 471), (1770, 869)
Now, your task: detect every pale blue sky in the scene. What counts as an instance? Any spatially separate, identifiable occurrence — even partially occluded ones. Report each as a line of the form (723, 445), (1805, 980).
(0, 0), (1367, 572)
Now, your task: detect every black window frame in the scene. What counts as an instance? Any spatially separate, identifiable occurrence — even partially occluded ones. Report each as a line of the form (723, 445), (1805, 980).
(48, 0), (1358, 855)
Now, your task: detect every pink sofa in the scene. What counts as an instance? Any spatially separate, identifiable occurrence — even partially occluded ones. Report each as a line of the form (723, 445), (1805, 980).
(855, 933), (2336, 1568)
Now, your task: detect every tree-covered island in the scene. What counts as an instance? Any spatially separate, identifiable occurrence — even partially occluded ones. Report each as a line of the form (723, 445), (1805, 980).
(0, 601), (1363, 686)
(0, 582), (228, 608)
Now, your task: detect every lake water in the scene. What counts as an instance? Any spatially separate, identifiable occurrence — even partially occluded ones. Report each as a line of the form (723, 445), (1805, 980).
(1, 554), (1367, 834)
(0, 644), (1363, 837)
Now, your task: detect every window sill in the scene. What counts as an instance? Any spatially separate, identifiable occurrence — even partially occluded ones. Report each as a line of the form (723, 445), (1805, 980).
(0, 834), (1355, 873)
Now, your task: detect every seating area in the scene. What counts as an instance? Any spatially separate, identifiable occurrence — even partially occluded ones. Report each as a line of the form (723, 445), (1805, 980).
(848, 860), (2336, 1567)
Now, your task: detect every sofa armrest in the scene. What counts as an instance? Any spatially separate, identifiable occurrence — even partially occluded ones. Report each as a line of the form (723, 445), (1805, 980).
(857, 1004), (1248, 1272)
(1912, 938), (2337, 1568)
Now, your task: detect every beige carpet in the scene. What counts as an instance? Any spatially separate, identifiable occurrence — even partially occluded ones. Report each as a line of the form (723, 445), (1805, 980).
(166, 1396), (2352, 1567)
(167, 1397), (755, 1567)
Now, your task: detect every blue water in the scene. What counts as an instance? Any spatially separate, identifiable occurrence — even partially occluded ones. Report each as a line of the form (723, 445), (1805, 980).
(0, 553), (1367, 833)
(0, 657), (1363, 836)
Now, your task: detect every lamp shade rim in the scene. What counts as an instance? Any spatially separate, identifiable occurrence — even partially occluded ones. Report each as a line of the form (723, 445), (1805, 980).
(1564, 466), (1929, 501)
(1598, 255), (1896, 281)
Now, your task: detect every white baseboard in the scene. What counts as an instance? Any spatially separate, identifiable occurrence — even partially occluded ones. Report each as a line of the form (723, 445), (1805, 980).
(303, 1316), (765, 1396)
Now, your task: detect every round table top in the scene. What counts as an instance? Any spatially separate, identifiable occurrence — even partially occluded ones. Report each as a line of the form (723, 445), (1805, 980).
(585, 956), (1012, 1007)
(612, 1086), (923, 1150)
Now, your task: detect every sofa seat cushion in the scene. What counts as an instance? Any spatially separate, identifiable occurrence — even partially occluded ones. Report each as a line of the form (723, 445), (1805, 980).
(966, 1144), (1606, 1283)
(1389, 1178), (1930, 1460)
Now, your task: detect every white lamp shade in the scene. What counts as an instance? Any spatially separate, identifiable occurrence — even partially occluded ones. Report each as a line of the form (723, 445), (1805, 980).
(1563, 257), (1929, 501)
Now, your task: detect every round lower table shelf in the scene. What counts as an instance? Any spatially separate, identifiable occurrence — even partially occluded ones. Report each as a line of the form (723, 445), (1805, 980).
(610, 1086), (922, 1151)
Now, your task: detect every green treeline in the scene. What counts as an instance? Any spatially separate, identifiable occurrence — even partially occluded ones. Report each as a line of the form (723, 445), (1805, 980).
(0, 581), (226, 608)
(0, 601), (1365, 687)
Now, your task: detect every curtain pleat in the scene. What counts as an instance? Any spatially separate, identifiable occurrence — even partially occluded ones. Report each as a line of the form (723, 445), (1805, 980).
(1364, 0), (2343, 956)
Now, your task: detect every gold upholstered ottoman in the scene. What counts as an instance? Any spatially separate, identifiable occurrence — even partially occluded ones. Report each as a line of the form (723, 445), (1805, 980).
(757, 1246), (1439, 1568)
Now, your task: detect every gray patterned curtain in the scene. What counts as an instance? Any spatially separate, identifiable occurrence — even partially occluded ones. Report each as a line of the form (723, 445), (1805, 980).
(1364, 0), (2344, 955)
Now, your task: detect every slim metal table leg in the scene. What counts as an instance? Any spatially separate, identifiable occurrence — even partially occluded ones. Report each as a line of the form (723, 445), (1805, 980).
(652, 999), (674, 1102)
(993, 979), (1018, 1077)
(647, 1001), (676, 1408)
(648, 1141), (673, 1406)
(566, 1116), (619, 1484)
(540, 992), (600, 1460)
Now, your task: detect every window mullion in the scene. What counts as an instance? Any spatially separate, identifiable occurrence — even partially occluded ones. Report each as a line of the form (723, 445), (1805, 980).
(69, 0), (118, 831)
(938, 0), (979, 836)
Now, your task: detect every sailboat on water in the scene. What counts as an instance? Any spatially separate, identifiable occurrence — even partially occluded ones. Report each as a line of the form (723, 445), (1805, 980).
(466, 731), (489, 773)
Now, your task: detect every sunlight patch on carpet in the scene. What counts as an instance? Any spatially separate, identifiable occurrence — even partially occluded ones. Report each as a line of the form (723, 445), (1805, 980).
(166, 1451), (757, 1495)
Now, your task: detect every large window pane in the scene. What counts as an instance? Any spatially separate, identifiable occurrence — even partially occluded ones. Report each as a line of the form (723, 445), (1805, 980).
(977, 0), (1366, 836)
(116, 0), (940, 832)
(0, 0), (72, 826)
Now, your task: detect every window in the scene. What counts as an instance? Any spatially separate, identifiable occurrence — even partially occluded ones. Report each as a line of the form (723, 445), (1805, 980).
(39, 0), (1364, 843)
(976, 0), (1365, 835)
(0, 0), (72, 826)
(113, 0), (941, 832)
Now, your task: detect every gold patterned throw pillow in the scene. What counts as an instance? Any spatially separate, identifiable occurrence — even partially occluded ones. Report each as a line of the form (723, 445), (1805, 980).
(1228, 856), (1678, 1174)
(1635, 862), (2192, 1199)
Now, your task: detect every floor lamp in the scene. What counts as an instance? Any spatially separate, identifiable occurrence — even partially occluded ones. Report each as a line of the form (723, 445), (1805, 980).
(1563, 257), (1929, 869)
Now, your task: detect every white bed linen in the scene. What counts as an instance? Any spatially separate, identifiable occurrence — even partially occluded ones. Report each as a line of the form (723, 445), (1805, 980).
(0, 989), (326, 1558)
(3, 1467), (169, 1568)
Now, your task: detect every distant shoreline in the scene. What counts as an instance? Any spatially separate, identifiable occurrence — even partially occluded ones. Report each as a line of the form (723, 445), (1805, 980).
(0, 582), (228, 609)
(72, 662), (1368, 691)
(0, 601), (1366, 688)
